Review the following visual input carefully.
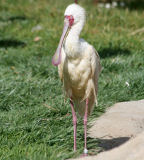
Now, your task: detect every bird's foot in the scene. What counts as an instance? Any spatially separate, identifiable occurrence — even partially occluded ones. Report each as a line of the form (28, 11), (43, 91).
(79, 148), (88, 157)
(79, 153), (88, 157)
(84, 148), (88, 154)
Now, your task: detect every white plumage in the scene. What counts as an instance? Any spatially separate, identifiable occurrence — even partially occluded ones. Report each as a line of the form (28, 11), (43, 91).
(58, 4), (101, 116)
(52, 3), (101, 154)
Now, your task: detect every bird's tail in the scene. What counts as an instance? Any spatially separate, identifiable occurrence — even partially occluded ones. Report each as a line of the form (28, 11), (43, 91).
(73, 79), (98, 117)
(73, 91), (96, 117)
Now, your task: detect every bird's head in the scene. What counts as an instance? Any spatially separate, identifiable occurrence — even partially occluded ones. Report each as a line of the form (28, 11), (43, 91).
(52, 4), (86, 66)
(64, 4), (86, 27)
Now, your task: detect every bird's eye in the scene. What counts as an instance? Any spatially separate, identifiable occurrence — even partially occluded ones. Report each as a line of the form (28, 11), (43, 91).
(64, 15), (74, 26)
(69, 15), (74, 26)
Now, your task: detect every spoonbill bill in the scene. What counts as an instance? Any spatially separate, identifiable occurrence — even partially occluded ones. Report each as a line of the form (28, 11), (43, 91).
(52, 3), (101, 155)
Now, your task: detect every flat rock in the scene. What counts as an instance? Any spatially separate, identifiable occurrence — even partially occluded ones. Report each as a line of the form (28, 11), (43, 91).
(73, 131), (144, 160)
(89, 100), (144, 139)
(70, 100), (144, 160)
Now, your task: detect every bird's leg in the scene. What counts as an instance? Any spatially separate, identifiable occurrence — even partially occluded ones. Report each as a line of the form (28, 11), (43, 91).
(83, 98), (88, 155)
(70, 99), (77, 151)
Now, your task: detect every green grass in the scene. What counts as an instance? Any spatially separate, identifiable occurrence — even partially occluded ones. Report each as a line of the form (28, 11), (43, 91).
(0, 0), (144, 159)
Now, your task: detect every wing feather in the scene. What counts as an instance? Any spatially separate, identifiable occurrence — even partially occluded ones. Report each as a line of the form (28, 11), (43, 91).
(90, 47), (101, 103)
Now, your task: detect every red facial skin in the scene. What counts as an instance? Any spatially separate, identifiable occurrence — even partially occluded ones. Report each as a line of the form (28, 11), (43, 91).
(65, 15), (74, 27)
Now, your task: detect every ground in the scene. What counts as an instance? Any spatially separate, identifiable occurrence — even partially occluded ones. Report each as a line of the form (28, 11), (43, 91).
(0, 0), (144, 159)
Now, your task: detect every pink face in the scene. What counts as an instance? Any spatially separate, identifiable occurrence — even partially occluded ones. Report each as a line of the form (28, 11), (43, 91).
(52, 15), (74, 66)
(65, 15), (74, 27)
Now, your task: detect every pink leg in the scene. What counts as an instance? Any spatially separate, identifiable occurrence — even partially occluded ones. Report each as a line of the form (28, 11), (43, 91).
(83, 99), (88, 155)
(70, 99), (77, 151)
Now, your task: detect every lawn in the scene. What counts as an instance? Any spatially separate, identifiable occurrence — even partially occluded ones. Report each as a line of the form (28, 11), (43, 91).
(0, 0), (144, 159)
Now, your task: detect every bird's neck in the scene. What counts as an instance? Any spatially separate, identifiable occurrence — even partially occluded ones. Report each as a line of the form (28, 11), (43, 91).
(64, 21), (84, 59)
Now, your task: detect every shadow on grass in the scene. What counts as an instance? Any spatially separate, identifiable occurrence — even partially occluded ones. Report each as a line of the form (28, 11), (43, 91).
(98, 47), (131, 58)
(0, 16), (26, 22)
(93, 0), (144, 10)
(125, 0), (144, 10)
(8, 16), (26, 21)
(0, 39), (26, 48)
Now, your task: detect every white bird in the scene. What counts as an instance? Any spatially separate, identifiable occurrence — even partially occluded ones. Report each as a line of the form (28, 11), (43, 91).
(52, 3), (101, 155)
